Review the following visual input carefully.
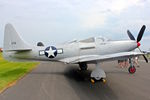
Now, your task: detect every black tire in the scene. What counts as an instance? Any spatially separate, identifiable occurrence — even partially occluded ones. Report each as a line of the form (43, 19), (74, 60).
(128, 66), (136, 74)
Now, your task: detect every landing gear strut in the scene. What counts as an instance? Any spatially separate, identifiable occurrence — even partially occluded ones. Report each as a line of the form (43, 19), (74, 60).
(128, 58), (136, 74)
(79, 62), (88, 70)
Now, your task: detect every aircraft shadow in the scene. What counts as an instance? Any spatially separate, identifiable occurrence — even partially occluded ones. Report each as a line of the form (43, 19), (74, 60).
(62, 65), (118, 100)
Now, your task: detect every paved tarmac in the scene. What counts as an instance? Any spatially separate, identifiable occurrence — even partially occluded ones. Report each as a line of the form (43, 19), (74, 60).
(0, 61), (150, 100)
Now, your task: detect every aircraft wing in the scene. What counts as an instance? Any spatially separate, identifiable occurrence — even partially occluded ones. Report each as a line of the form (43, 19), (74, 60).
(59, 52), (144, 64)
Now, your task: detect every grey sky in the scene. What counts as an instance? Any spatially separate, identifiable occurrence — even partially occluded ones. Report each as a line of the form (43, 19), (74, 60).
(0, 0), (150, 50)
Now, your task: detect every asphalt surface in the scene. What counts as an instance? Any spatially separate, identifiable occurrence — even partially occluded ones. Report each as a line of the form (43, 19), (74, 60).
(0, 61), (150, 100)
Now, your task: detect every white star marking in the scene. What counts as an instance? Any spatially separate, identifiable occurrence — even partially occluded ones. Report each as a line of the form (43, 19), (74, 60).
(45, 47), (56, 57)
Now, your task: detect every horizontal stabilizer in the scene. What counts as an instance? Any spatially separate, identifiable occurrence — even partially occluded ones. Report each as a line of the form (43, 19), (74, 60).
(6, 49), (32, 52)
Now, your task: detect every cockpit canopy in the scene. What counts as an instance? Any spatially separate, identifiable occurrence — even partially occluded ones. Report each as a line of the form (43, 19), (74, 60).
(79, 37), (109, 43)
(66, 36), (110, 44)
(79, 37), (95, 43)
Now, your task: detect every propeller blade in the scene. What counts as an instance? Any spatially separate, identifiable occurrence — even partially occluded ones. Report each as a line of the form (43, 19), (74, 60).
(137, 25), (146, 42)
(138, 48), (148, 63)
(127, 30), (135, 40)
(143, 55), (148, 63)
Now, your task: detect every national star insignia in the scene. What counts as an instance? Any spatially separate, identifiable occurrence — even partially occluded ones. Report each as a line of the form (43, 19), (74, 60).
(45, 46), (57, 58)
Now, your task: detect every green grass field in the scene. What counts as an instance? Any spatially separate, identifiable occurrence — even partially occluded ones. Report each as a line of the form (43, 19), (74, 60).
(0, 52), (39, 92)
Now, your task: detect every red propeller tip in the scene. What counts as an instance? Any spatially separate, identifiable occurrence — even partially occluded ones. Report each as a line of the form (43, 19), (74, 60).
(137, 42), (141, 47)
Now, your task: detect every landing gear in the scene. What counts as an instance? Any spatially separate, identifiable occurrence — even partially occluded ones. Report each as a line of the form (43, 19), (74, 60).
(128, 58), (136, 74)
(90, 78), (106, 84)
(102, 78), (106, 83)
(128, 66), (136, 74)
(79, 62), (88, 70)
(90, 78), (95, 84)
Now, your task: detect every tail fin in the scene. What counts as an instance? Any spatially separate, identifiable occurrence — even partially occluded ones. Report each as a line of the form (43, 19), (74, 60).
(3, 24), (31, 51)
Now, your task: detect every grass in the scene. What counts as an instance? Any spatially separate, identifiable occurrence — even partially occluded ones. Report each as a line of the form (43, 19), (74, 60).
(0, 52), (39, 91)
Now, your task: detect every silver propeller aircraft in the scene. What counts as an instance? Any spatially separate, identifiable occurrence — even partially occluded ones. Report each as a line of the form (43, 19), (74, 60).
(3, 24), (148, 83)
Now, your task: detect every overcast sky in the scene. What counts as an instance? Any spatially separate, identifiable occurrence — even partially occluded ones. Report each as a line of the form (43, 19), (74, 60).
(0, 0), (150, 50)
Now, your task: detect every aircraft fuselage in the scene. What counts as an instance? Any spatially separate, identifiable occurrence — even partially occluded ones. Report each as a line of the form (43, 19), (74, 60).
(3, 40), (137, 63)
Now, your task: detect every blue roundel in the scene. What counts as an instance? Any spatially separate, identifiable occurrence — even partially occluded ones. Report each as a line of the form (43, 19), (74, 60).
(44, 46), (57, 58)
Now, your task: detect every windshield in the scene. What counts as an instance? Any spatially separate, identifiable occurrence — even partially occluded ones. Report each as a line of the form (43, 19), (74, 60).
(79, 37), (95, 43)
(95, 37), (110, 42)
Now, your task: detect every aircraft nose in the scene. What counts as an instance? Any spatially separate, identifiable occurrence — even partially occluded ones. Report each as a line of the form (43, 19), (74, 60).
(125, 40), (137, 50)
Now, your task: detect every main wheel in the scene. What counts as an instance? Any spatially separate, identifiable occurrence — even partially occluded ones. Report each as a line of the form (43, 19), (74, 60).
(101, 78), (106, 84)
(90, 78), (106, 84)
(79, 62), (87, 70)
(128, 66), (136, 74)
(90, 78), (95, 84)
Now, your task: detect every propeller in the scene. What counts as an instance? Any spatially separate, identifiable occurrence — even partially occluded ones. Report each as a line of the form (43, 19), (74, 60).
(138, 48), (148, 63)
(127, 25), (148, 63)
(137, 25), (146, 42)
(127, 30), (135, 40)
